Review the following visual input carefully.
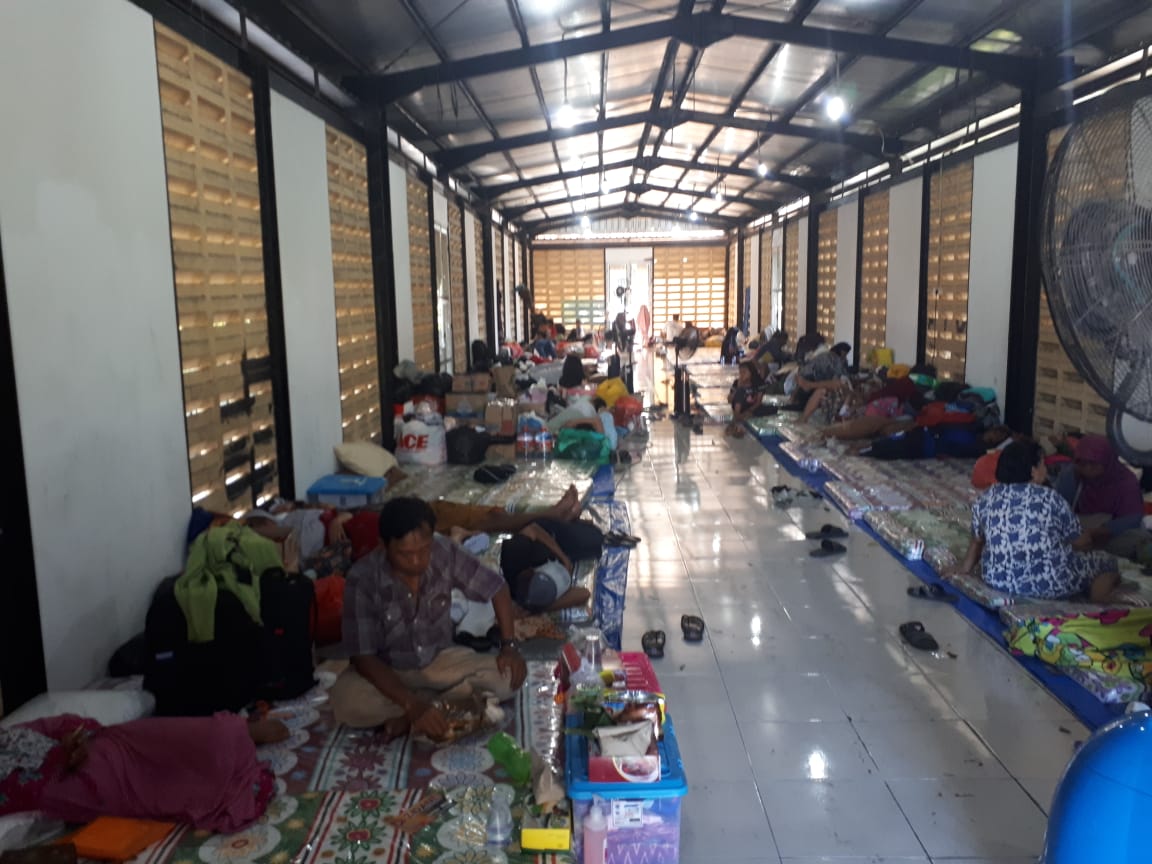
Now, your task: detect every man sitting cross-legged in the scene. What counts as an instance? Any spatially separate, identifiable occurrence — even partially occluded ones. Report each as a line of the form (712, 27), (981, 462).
(330, 497), (528, 738)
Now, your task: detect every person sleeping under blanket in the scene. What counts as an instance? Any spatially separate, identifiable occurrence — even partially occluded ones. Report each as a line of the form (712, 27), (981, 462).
(0, 713), (288, 833)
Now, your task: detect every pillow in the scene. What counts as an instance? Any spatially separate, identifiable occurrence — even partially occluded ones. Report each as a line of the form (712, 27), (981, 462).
(0, 812), (62, 852)
(0, 689), (155, 729)
(334, 441), (398, 478)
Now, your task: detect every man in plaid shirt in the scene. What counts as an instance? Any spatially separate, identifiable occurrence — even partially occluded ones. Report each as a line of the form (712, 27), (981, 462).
(330, 497), (528, 738)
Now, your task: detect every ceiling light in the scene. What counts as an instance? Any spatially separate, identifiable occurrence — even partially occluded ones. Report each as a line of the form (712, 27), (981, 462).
(555, 103), (577, 128)
(756, 162), (769, 178)
(688, 211), (699, 222)
(826, 95), (847, 122)
(713, 188), (723, 203)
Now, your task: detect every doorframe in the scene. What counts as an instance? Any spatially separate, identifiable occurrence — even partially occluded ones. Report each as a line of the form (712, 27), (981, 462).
(0, 225), (48, 712)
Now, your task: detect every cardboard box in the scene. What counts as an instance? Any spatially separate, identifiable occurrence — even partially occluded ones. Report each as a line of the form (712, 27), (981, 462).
(444, 393), (484, 418)
(452, 372), (491, 394)
(487, 443), (515, 462)
(306, 474), (387, 508)
(484, 400), (518, 436)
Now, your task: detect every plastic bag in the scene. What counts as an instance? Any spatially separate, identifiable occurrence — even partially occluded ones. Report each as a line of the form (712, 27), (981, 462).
(396, 417), (447, 465)
(555, 428), (611, 464)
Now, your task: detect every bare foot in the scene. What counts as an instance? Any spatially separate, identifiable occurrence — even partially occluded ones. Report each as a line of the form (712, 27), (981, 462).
(559, 484), (581, 520)
(247, 718), (290, 745)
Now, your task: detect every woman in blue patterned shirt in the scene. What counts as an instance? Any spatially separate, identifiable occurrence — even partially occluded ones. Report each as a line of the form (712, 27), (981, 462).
(951, 441), (1121, 603)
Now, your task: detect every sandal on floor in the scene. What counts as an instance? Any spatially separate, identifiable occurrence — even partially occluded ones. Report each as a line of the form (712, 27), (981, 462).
(641, 630), (666, 659)
(810, 539), (847, 558)
(898, 621), (939, 652)
(907, 584), (956, 603)
(805, 524), (848, 540)
(681, 615), (705, 643)
(604, 531), (640, 548)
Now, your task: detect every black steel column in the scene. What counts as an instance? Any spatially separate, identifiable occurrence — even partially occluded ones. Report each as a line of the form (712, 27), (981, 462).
(247, 59), (295, 498)
(1004, 75), (1049, 433)
(0, 228), (47, 710)
(482, 213), (496, 348)
(366, 116), (400, 445)
(916, 170), (932, 364)
(805, 204), (822, 335)
(426, 175), (441, 372)
(735, 229), (746, 332)
(853, 195), (865, 372)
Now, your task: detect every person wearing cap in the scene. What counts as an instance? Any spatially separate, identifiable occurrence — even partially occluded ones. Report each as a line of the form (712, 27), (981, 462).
(795, 341), (852, 423)
(331, 497), (527, 738)
(498, 521), (597, 614)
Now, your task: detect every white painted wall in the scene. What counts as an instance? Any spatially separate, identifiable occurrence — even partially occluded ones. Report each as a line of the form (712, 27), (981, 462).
(269, 92), (342, 492)
(796, 216), (810, 333)
(464, 210), (481, 344)
(432, 185), (448, 229)
(0, 0), (190, 688)
(967, 144), (1019, 404)
(771, 227), (784, 333)
(835, 198), (860, 360)
(886, 177), (923, 366)
(389, 161), (415, 362)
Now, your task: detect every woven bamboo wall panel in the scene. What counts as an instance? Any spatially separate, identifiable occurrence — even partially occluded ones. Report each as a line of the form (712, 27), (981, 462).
(473, 213), (487, 339)
(726, 241), (738, 328)
(325, 128), (380, 444)
(924, 161), (973, 382)
(784, 220), (799, 338)
(156, 23), (276, 514)
(652, 245), (727, 330)
(448, 200), (468, 368)
(532, 247), (606, 328)
(406, 174), (435, 368)
(815, 209), (837, 338)
(859, 190), (890, 364)
(758, 229), (772, 333)
(1032, 124), (1109, 437)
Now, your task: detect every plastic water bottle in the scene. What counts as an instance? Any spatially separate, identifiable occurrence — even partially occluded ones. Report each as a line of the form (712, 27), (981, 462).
(485, 786), (513, 863)
(582, 803), (608, 864)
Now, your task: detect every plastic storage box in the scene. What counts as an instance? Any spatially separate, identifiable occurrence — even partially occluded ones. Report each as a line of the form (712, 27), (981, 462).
(566, 716), (688, 864)
(306, 474), (386, 508)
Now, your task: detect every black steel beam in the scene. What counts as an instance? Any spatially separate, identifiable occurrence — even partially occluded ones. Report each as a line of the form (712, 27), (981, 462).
(348, 11), (1039, 102)
(915, 170), (931, 363)
(525, 202), (741, 232)
(365, 114), (400, 444)
(436, 109), (903, 171)
(247, 59), (295, 500)
(0, 199), (46, 711)
(230, 0), (368, 77)
(504, 181), (779, 220)
(483, 157), (825, 198)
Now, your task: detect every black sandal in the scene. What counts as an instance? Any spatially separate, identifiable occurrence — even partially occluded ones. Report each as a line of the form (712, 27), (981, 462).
(641, 630), (666, 659)
(681, 615), (705, 642)
(810, 539), (847, 558)
(907, 584), (956, 603)
(899, 621), (939, 652)
(806, 524), (848, 540)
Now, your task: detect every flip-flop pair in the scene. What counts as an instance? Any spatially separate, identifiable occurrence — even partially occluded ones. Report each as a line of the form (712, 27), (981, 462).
(907, 584), (956, 603)
(681, 615), (705, 642)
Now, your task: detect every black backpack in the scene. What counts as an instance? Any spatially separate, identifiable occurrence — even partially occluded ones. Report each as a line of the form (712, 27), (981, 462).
(471, 340), (493, 372)
(447, 426), (492, 464)
(143, 570), (315, 716)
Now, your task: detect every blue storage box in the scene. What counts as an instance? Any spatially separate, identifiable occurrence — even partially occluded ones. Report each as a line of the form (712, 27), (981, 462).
(306, 474), (386, 508)
(566, 716), (688, 864)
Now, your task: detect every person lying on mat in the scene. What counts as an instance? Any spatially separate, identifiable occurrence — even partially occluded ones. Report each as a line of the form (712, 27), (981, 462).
(948, 440), (1121, 603)
(332, 485), (584, 563)
(332, 496), (528, 737)
(499, 520), (601, 614)
(1053, 435), (1146, 554)
(550, 397), (619, 451)
(0, 712), (287, 832)
(856, 422), (1012, 461)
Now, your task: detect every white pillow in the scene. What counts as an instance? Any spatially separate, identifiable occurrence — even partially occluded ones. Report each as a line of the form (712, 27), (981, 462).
(0, 812), (64, 852)
(0, 689), (155, 729)
(334, 441), (398, 478)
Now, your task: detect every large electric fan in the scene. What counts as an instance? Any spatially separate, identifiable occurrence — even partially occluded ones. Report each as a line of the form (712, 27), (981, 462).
(672, 325), (702, 416)
(1040, 84), (1152, 464)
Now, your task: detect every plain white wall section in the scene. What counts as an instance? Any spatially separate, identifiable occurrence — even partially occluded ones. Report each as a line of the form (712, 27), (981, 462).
(464, 210), (481, 342)
(389, 161), (415, 362)
(269, 92), (342, 492)
(887, 178), (923, 366)
(796, 216), (810, 332)
(748, 234), (760, 331)
(0, 0), (190, 688)
(432, 186), (448, 228)
(771, 227), (784, 332)
(967, 144), (1019, 405)
(835, 198), (860, 358)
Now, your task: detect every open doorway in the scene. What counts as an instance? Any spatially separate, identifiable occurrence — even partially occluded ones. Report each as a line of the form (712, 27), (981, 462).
(605, 247), (653, 342)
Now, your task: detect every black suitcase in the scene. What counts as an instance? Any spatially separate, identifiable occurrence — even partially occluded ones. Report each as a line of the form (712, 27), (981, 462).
(259, 570), (317, 701)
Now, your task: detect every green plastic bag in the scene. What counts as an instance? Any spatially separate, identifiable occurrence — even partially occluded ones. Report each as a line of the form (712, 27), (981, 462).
(555, 428), (611, 464)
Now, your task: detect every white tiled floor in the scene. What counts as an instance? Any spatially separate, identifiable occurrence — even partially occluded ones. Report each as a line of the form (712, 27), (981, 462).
(615, 419), (1078, 864)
